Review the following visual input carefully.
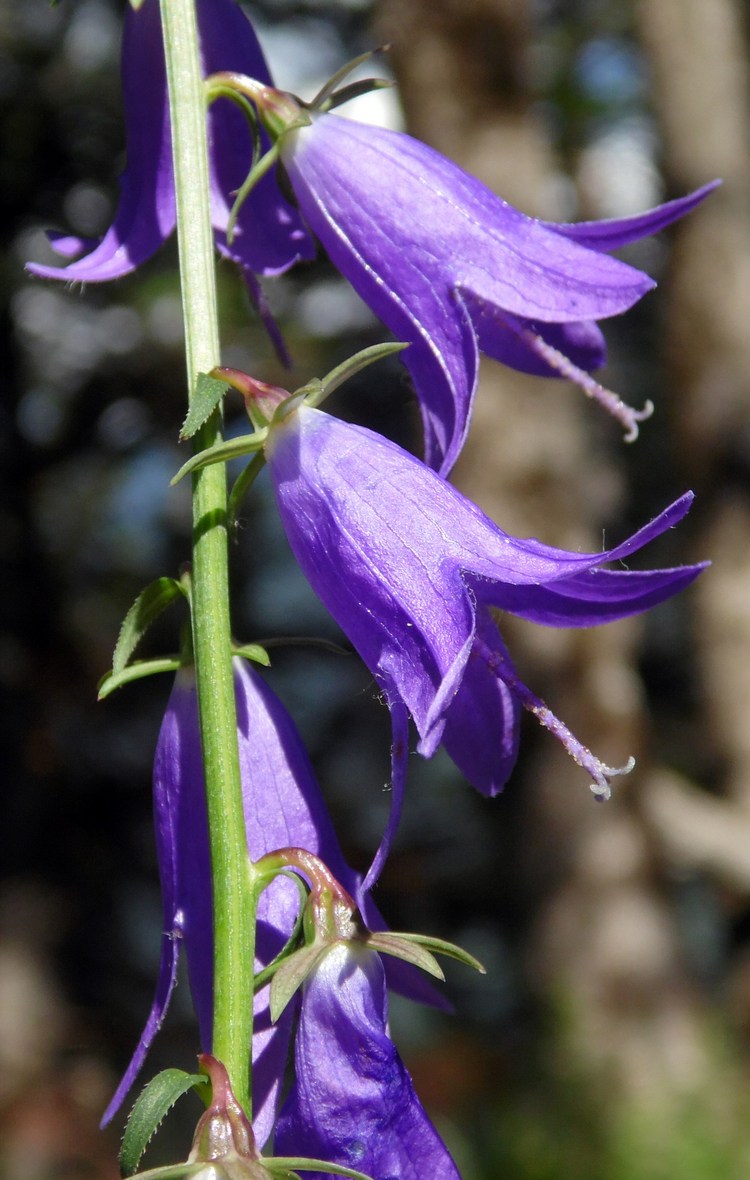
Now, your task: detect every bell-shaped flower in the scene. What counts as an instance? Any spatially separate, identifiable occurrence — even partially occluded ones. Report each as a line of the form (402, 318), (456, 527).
(274, 941), (461, 1180)
(101, 658), (410, 1142)
(27, 0), (312, 291)
(265, 404), (706, 800)
(274, 100), (716, 472)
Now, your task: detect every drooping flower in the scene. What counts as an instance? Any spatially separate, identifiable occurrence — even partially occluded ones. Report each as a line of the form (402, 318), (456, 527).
(260, 90), (716, 473)
(274, 941), (461, 1180)
(27, 0), (312, 295)
(265, 404), (707, 799)
(101, 658), (421, 1140)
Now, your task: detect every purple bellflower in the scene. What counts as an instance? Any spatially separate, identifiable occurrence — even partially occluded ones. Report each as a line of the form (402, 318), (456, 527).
(265, 404), (707, 801)
(102, 658), (419, 1142)
(27, 0), (312, 298)
(275, 941), (461, 1180)
(273, 101), (717, 473)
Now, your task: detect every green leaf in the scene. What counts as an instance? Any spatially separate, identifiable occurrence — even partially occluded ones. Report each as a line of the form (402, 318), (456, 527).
(113, 578), (187, 675)
(98, 657), (182, 700)
(119, 1069), (206, 1177)
(171, 431), (267, 486)
(180, 373), (229, 441)
(269, 944), (329, 1023)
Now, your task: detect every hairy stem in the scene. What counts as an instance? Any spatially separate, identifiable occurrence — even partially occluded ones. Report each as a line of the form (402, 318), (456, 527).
(160, 0), (255, 1112)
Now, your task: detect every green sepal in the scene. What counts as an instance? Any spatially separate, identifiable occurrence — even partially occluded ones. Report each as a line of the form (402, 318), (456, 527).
(227, 140), (282, 243)
(269, 943), (330, 1023)
(371, 930), (486, 975)
(113, 577), (188, 675)
(180, 373), (230, 441)
(304, 342), (409, 409)
(365, 933), (444, 980)
(322, 77), (395, 114)
(228, 452), (268, 525)
(128, 0), (148, 8)
(254, 871), (308, 991)
(120, 1069), (207, 1178)
(121, 1165), (202, 1180)
(232, 643), (271, 668)
(171, 431), (267, 486)
(269, 1159), (376, 1180)
(308, 47), (390, 112)
(98, 657), (182, 701)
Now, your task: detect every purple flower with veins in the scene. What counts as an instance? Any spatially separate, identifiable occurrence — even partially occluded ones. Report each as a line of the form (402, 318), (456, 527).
(27, 0), (312, 304)
(275, 942), (461, 1180)
(275, 103), (717, 473)
(266, 404), (707, 800)
(101, 658), (425, 1140)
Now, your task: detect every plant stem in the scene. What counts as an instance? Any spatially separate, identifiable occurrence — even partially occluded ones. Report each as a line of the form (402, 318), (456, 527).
(160, 0), (254, 1112)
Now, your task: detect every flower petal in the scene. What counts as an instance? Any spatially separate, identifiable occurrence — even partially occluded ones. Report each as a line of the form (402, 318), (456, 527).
(28, 0), (175, 282)
(283, 114), (714, 471)
(197, 0), (314, 276)
(438, 616), (522, 798)
(267, 405), (704, 794)
(547, 180), (720, 252)
(275, 944), (461, 1180)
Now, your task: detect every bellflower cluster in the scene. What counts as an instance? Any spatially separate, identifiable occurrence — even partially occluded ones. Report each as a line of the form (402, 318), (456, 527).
(27, 0), (715, 1176)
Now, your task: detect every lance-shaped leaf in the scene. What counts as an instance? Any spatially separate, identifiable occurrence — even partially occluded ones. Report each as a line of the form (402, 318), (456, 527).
(113, 577), (187, 675)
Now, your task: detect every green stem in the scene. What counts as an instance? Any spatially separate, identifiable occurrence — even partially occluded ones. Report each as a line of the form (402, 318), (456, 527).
(160, 0), (255, 1112)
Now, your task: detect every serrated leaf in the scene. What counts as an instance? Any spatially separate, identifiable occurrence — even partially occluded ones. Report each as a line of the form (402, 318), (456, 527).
(270, 944), (328, 1023)
(120, 1069), (205, 1177)
(366, 933), (444, 980)
(113, 578), (187, 675)
(180, 373), (229, 441)
(171, 431), (267, 486)
(98, 657), (182, 700)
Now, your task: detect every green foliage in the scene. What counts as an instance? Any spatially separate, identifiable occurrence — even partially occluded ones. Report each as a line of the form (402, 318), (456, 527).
(113, 577), (188, 675)
(180, 373), (230, 441)
(120, 1069), (207, 1177)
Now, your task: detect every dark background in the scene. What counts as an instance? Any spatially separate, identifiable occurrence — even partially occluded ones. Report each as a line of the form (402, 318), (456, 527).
(2, 1), (750, 1176)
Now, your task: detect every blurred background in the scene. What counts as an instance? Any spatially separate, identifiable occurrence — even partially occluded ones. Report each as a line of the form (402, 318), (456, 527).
(2, 0), (750, 1176)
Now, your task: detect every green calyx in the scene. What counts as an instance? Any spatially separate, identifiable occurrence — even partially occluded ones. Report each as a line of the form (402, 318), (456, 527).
(249, 847), (486, 1024)
(171, 343), (408, 490)
(122, 1056), (377, 1180)
(203, 50), (392, 234)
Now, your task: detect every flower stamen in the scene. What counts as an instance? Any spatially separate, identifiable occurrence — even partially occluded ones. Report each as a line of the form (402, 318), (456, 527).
(476, 636), (635, 801)
(515, 325), (654, 442)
